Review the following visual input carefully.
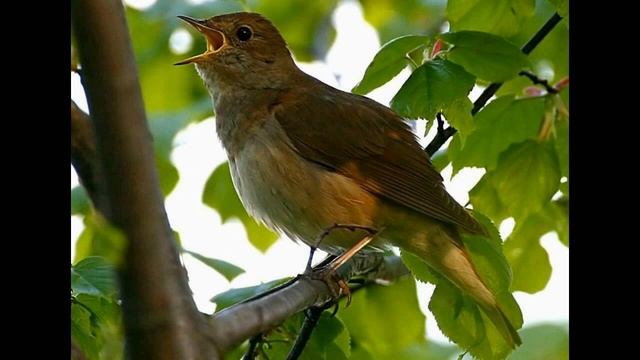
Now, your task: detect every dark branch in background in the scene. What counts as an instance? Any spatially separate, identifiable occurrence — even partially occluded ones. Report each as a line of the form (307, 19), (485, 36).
(208, 254), (409, 353)
(519, 70), (559, 93)
(426, 12), (564, 156)
(286, 304), (331, 360)
(242, 334), (264, 360)
(71, 0), (219, 359)
(425, 112), (456, 156)
(71, 101), (110, 216)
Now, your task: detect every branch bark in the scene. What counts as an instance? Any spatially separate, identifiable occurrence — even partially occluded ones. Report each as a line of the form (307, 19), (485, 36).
(71, 1), (219, 358)
(207, 254), (409, 353)
(426, 12), (564, 156)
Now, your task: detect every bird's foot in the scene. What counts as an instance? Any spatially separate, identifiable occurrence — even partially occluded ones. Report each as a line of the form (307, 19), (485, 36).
(307, 263), (353, 308)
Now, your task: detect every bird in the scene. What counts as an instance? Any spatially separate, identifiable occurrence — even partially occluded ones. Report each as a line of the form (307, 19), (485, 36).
(175, 12), (522, 349)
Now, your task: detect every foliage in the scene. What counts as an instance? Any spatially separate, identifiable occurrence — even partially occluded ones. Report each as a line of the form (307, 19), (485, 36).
(71, 0), (568, 358)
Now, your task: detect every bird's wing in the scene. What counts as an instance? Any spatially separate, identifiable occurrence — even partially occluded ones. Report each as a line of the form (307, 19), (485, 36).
(273, 85), (485, 235)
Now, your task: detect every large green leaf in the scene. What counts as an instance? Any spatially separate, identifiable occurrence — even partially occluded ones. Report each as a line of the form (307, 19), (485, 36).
(252, 0), (339, 61)
(340, 277), (424, 357)
(71, 303), (99, 360)
(509, 323), (568, 359)
(391, 59), (475, 120)
(496, 1), (568, 97)
(210, 277), (291, 311)
(451, 95), (545, 170)
(429, 279), (522, 360)
(554, 116), (569, 178)
(301, 313), (351, 359)
(503, 214), (552, 293)
(202, 162), (278, 252)
(400, 250), (440, 285)
(440, 31), (530, 82)
(422, 212), (522, 359)
(358, 0), (447, 44)
(71, 186), (90, 216)
(547, 0), (568, 17)
(182, 249), (245, 282)
(443, 97), (474, 146)
(469, 172), (510, 224)
(352, 35), (430, 95)
(71, 257), (118, 300)
(490, 140), (561, 220)
(73, 213), (127, 267)
(446, 0), (536, 37)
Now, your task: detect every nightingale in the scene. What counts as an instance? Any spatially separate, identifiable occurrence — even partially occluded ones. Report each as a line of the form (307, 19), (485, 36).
(176, 12), (521, 348)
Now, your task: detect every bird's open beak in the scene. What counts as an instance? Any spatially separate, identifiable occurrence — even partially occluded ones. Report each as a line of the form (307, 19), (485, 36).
(174, 16), (227, 65)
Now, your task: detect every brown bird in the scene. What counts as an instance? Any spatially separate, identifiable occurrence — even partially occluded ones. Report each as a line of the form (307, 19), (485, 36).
(176, 12), (521, 348)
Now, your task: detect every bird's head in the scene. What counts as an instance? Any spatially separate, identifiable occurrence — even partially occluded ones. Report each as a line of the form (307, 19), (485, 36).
(175, 12), (298, 92)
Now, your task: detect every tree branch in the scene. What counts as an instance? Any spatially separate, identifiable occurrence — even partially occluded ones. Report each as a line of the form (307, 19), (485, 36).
(208, 254), (409, 353)
(519, 70), (559, 94)
(426, 12), (564, 156)
(71, 0), (219, 358)
(71, 100), (110, 216)
(286, 305), (328, 360)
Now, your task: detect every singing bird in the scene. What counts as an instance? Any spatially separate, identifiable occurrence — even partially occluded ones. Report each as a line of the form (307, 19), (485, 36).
(176, 12), (521, 348)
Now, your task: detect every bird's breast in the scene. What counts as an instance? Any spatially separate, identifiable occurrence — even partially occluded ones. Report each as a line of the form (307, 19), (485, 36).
(227, 117), (383, 254)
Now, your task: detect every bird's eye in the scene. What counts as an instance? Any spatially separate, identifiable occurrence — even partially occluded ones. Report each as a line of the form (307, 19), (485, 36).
(236, 26), (252, 41)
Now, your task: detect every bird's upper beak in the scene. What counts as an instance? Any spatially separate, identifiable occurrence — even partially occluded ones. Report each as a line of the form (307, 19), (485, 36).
(174, 16), (227, 65)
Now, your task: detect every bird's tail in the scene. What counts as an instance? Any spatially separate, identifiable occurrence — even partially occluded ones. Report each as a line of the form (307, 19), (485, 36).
(404, 229), (522, 348)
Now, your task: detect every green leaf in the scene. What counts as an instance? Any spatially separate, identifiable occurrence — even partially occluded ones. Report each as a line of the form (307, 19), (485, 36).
(428, 210), (522, 359)
(74, 294), (120, 326)
(71, 186), (91, 215)
(72, 303), (99, 359)
(440, 31), (530, 82)
(509, 323), (568, 359)
(400, 250), (440, 285)
(71, 257), (118, 300)
(73, 213), (127, 267)
(443, 97), (474, 146)
(463, 235), (512, 295)
(451, 95), (545, 170)
(202, 162), (278, 252)
(504, 214), (552, 293)
(358, 0), (446, 44)
(430, 148), (450, 173)
(210, 277), (291, 311)
(352, 35), (430, 95)
(395, 341), (459, 360)
(554, 117), (569, 178)
(446, 0), (536, 37)
(182, 249), (245, 282)
(490, 140), (561, 220)
(254, 0), (339, 62)
(340, 277), (424, 357)
(469, 172), (510, 224)
(547, 0), (568, 18)
(429, 279), (521, 360)
(391, 59), (475, 120)
(300, 313), (351, 359)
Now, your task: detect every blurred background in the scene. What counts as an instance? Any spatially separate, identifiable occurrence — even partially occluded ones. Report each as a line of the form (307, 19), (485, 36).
(71, 0), (568, 358)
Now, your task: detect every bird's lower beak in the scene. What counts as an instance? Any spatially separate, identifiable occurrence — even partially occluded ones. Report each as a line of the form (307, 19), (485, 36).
(174, 16), (227, 65)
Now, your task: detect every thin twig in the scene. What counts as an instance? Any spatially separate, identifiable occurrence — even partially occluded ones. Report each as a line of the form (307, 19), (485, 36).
(242, 334), (264, 360)
(519, 70), (558, 94)
(426, 113), (456, 156)
(425, 12), (564, 155)
(286, 305), (331, 360)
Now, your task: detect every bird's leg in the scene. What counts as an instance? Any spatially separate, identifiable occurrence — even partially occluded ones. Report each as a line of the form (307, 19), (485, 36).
(304, 223), (377, 273)
(306, 224), (379, 307)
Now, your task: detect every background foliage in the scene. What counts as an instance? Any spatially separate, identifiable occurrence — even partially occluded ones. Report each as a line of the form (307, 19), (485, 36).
(71, 0), (568, 358)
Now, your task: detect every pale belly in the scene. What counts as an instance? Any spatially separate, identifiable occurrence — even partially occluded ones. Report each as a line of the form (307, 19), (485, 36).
(227, 121), (384, 254)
